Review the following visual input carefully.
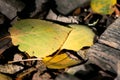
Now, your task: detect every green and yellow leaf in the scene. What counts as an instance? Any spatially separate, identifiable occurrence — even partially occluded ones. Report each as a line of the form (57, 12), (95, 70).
(91, 0), (116, 14)
(9, 19), (95, 69)
(9, 19), (71, 57)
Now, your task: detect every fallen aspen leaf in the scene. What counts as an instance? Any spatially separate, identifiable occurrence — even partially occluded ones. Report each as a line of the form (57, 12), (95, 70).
(9, 19), (95, 69)
(91, 0), (116, 14)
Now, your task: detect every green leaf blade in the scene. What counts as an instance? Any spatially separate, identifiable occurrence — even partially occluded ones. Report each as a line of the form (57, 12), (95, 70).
(9, 19), (71, 57)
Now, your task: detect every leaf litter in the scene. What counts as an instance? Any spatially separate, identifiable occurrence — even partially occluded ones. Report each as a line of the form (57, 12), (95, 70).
(0, 0), (120, 80)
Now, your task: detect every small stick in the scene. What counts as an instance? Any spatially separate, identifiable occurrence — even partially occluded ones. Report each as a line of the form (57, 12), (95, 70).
(114, 6), (120, 17)
(84, 12), (93, 21)
(8, 58), (43, 64)
(16, 67), (37, 80)
(116, 4), (120, 8)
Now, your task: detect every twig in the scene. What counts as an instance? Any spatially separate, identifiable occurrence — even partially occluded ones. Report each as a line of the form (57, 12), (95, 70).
(116, 4), (120, 8)
(84, 12), (93, 21)
(8, 58), (43, 64)
(16, 67), (37, 80)
(113, 6), (120, 17)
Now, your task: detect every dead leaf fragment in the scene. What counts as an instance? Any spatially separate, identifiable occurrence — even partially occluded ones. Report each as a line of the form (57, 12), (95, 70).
(0, 73), (12, 80)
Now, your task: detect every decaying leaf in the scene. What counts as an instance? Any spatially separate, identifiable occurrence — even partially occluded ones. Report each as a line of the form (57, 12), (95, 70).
(0, 73), (12, 80)
(15, 60), (46, 80)
(9, 19), (95, 69)
(0, 64), (23, 74)
(91, 0), (117, 15)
